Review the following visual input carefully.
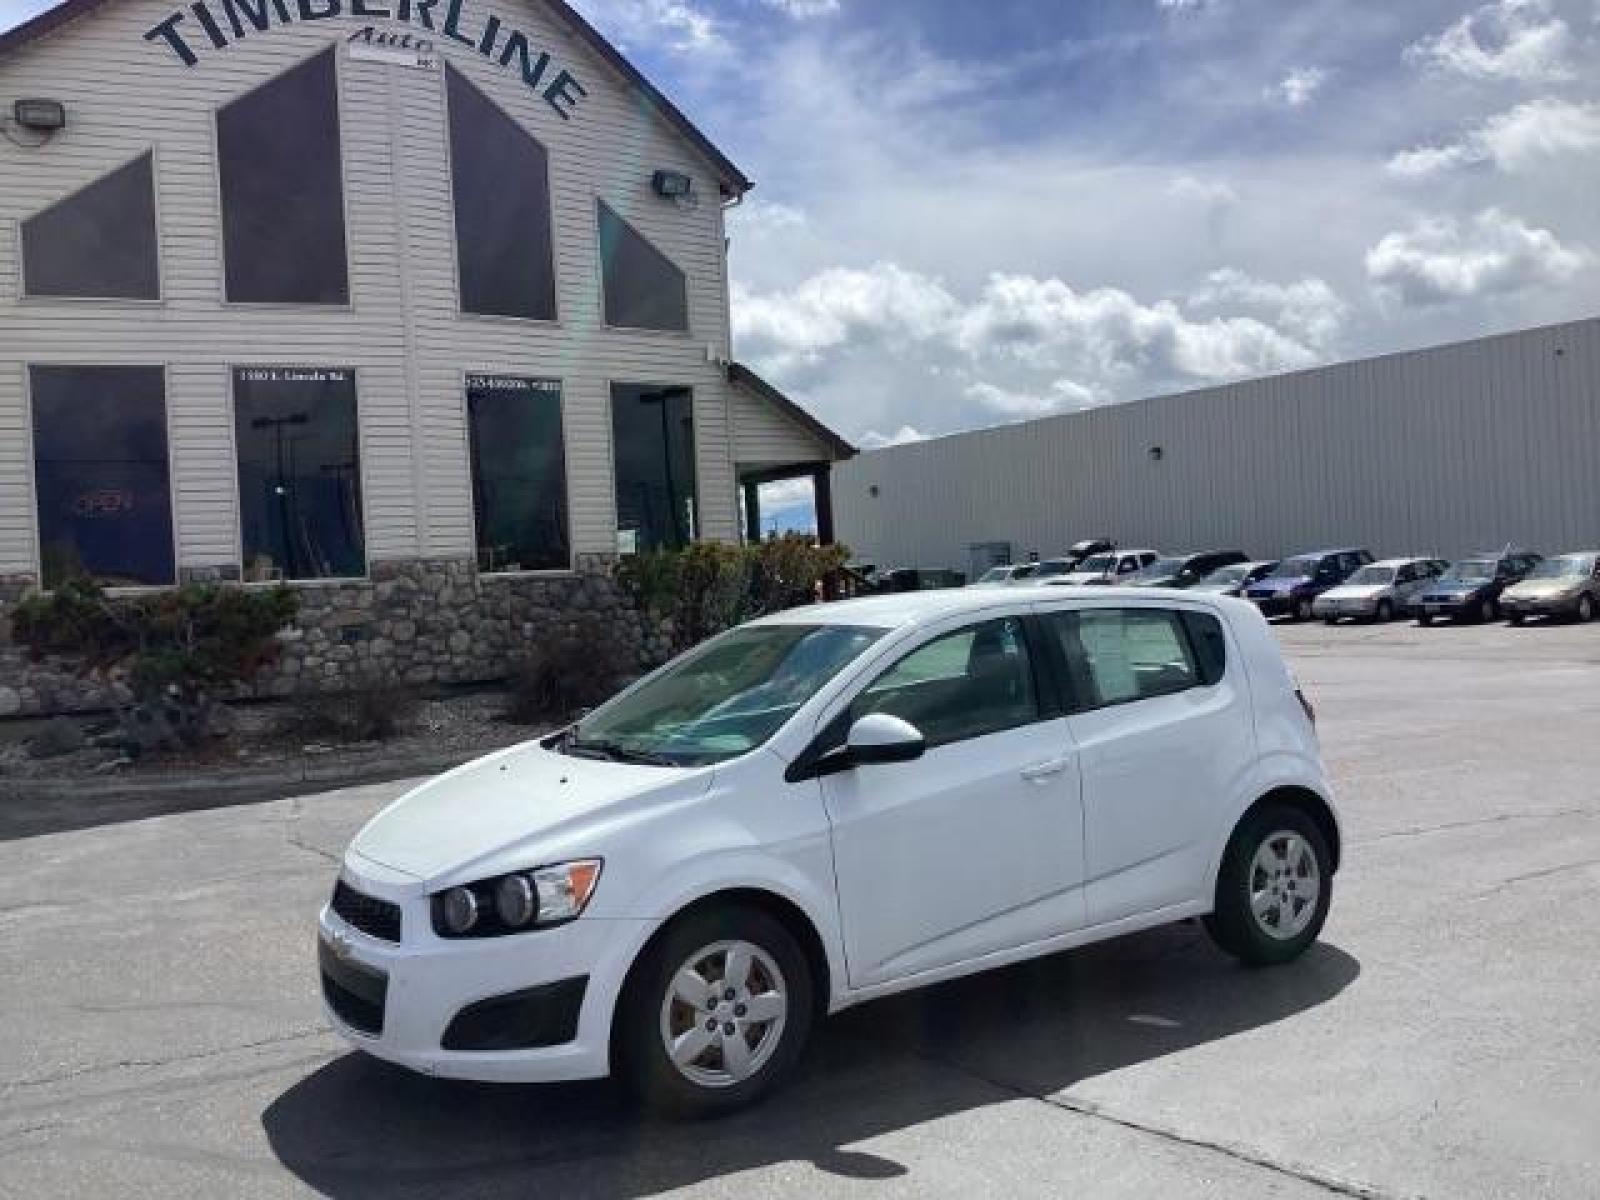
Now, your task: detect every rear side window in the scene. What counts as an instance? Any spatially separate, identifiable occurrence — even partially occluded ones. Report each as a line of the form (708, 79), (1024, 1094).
(852, 618), (1039, 747)
(1179, 611), (1227, 686)
(1045, 608), (1205, 711)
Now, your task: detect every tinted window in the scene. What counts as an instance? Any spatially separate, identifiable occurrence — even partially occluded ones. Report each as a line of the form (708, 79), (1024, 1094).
(853, 618), (1039, 746)
(233, 368), (364, 580)
(612, 384), (697, 552)
(598, 201), (689, 331)
(466, 375), (568, 572)
(22, 153), (159, 299)
(447, 65), (557, 321)
(1048, 608), (1200, 710)
(1179, 611), (1227, 686)
(30, 366), (174, 588)
(217, 48), (348, 304)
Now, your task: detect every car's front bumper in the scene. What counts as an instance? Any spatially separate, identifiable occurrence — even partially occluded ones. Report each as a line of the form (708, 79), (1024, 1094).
(1312, 597), (1378, 620)
(1501, 593), (1581, 619)
(317, 862), (656, 1084)
(1416, 596), (1481, 620)
(1247, 592), (1300, 617)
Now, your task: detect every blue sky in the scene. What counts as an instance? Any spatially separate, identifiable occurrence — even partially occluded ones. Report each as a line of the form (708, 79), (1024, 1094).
(3, 0), (1596, 507)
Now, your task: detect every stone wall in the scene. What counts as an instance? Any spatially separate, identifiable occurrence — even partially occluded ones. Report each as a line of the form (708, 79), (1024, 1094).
(0, 558), (672, 718)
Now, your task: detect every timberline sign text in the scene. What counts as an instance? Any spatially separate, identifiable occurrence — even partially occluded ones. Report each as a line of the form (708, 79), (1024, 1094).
(144, 0), (588, 120)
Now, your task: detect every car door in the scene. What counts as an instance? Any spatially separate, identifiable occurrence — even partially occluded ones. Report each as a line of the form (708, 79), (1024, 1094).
(1038, 602), (1255, 926)
(820, 615), (1086, 989)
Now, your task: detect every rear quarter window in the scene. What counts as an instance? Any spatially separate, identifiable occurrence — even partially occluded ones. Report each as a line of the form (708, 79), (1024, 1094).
(1179, 610), (1228, 686)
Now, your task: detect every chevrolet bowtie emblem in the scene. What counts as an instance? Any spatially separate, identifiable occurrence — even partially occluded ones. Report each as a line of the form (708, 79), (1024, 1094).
(329, 930), (355, 962)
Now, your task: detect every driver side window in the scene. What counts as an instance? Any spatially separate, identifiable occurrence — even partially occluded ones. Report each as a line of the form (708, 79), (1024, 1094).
(852, 618), (1039, 748)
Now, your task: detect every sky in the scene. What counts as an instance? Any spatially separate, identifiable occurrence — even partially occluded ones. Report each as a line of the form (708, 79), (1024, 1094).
(3, 0), (1596, 516)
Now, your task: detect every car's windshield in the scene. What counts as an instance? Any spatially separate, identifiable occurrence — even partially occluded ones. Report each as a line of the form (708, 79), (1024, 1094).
(1011, 564), (1038, 579)
(1270, 556), (1320, 579)
(1443, 559), (1495, 582)
(1077, 554), (1115, 573)
(1347, 566), (1396, 585)
(571, 624), (885, 767)
(1529, 555), (1594, 579)
(1132, 557), (1185, 580)
(1205, 563), (1250, 584)
(1032, 560), (1072, 578)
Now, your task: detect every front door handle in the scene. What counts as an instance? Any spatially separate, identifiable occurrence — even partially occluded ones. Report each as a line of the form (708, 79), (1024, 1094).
(1021, 758), (1071, 782)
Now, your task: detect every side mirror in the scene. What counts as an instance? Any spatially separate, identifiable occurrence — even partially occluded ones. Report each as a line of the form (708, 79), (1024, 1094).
(846, 714), (927, 767)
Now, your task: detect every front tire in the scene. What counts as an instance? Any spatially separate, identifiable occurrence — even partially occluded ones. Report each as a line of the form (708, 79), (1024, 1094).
(1295, 597), (1314, 622)
(616, 906), (814, 1118)
(1205, 805), (1332, 966)
(1375, 600), (1394, 623)
(1578, 594), (1596, 624)
(1417, 613), (1433, 627)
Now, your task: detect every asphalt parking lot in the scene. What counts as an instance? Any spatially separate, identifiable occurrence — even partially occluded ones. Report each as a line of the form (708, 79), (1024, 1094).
(3, 617), (1599, 1199)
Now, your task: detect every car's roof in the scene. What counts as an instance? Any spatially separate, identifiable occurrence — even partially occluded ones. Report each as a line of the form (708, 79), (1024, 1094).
(1288, 547), (1368, 557)
(753, 586), (1229, 630)
(1368, 557), (1432, 568)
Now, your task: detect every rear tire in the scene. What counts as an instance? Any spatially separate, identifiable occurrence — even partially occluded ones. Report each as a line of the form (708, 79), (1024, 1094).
(1417, 614), (1433, 627)
(1578, 594), (1596, 624)
(1508, 613), (1525, 627)
(1375, 600), (1394, 623)
(1205, 804), (1332, 967)
(615, 906), (814, 1119)
(1295, 597), (1314, 622)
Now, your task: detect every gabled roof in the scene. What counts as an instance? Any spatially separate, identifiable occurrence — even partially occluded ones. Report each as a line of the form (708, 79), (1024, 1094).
(728, 362), (856, 461)
(0, 0), (752, 197)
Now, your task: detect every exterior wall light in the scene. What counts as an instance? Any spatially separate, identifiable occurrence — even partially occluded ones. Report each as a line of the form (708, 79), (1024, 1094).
(1149, 446), (1165, 463)
(14, 98), (66, 131)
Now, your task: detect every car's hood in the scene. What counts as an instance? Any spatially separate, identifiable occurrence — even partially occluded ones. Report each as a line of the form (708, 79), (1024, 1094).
(1504, 579), (1573, 599)
(1321, 584), (1385, 601)
(1426, 580), (1488, 597)
(1249, 576), (1309, 594)
(349, 741), (713, 885)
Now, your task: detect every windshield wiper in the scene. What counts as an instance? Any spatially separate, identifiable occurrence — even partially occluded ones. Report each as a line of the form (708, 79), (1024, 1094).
(564, 734), (677, 768)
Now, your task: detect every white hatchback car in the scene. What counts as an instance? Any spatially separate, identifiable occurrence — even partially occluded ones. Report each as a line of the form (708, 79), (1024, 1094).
(320, 588), (1339, 1116)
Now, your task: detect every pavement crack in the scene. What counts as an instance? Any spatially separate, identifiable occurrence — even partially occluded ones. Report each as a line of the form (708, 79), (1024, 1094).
(891, 1040), (1416, 1200)
(5, 1026), (328, 1091)
(281, 798), (341, 866)
(1354, 807), (1594, 846)
(1473, 856), (1600, 897)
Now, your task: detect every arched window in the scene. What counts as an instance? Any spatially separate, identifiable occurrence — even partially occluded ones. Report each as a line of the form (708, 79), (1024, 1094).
(446, 64), (557, 320)
(216, 47), (349, 304)
(598, 201), (689, 332)
(22, 153), (159, 299)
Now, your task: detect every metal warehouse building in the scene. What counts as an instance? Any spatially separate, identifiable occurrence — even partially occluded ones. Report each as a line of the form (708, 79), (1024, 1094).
(834, 318), (1600, 578)
(0, 0), (852, 715)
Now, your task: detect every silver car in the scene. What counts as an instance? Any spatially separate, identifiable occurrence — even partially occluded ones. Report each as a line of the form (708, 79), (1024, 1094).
(1501, 553), (1600, 624)
(1312, 557), (1447, 624)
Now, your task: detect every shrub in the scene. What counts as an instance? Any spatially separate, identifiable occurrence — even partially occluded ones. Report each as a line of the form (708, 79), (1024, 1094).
(279, 674), (423, 744)
(506, 612), (638, 725)
(616, 534), (850, 656)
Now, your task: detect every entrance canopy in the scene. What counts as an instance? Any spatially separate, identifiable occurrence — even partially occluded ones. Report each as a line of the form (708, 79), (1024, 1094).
(727, 363), (854, 546)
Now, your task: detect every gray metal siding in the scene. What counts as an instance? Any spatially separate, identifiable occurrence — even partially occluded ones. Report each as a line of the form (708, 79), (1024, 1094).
(0, 0), (757, 575)
(834, 319), (1600, 571)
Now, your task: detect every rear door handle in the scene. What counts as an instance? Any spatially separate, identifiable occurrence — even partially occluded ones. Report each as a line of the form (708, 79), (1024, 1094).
(1021, 758), (1072, 782)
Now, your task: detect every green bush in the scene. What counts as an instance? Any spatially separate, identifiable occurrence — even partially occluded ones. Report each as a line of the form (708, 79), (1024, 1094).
(616, 535), (850, 656)
(505, 611), (638, 725)
(278, 674), (423, 744)
(12, 578), (299, 703)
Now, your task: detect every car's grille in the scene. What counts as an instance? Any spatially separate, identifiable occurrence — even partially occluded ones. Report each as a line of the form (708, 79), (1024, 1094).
(320, 939), (387, 1036)
(331, 880), (402, 943)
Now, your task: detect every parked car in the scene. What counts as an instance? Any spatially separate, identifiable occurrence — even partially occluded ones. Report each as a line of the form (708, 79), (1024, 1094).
(1064, 538), (1116, 565)
(320, 588), (1339, 1116)
(1051, 548), (1159, 586)
(1028, 557), (1080, 582)
(880, 567), (967, 592)
(1415, 551), (1542, 625)
(1499, 552), (1600, 624)
(1193, 560), (1278, 598)
(971, 564), (1029, 587)
(1245, 548), (1374, 621)
(1124, 550), (1249, 589)
(1312, 557), (1447, 624)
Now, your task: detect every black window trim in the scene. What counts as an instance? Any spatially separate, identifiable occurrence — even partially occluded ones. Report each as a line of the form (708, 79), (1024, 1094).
(461, 367), (575, 578)
(228, 363), (370, 584)
(1032, 601), (1228, 718)
(594, 198), (692, 337)
(211, 45), (353, 311)
(443, 61), (562, 328)
(26, 361), (179, 594)
(786, 613), (1057, 781)
(18, 147), (166, 305)
(608, 379), (702, 553)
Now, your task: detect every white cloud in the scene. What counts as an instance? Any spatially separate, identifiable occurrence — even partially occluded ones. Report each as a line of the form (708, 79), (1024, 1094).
(1167, 175), (1239, 206)
(966, 379), (1100, 419)
(1265, 66), (1330, 108)
(1366, 208), (1591, 306)
(860, 425), (931, 450)
(1388, 98), (1600, 177)
(758, 0), (840, 16)
(568, 0), (723, 53)
(730, 200), (810, 233)
(1187, 269), (1348, 349)
(1405, 0), (1576, 83)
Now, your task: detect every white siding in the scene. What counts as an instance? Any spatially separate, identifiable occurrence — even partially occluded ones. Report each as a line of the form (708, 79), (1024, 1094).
(0, 0), (744, 574)
(731, 391), (835, 467)
(835, 319), (1600, 573)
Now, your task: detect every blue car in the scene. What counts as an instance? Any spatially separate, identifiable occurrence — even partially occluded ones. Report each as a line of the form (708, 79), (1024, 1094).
(1415, 552), (1542, 625)
(1245, 548), (1374, 622)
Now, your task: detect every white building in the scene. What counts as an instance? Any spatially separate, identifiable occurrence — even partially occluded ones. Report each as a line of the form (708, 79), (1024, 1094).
(0, 0), (852, 713)
(834, 318), (1600, 578)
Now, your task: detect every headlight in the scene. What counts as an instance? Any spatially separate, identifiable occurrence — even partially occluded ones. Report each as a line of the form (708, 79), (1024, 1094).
(431, 859), (603, 939)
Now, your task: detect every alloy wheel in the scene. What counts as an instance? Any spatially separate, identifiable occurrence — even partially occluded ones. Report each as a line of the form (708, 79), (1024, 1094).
(1248, 832), (1321, 941)
(659, 940), (789, 1088)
